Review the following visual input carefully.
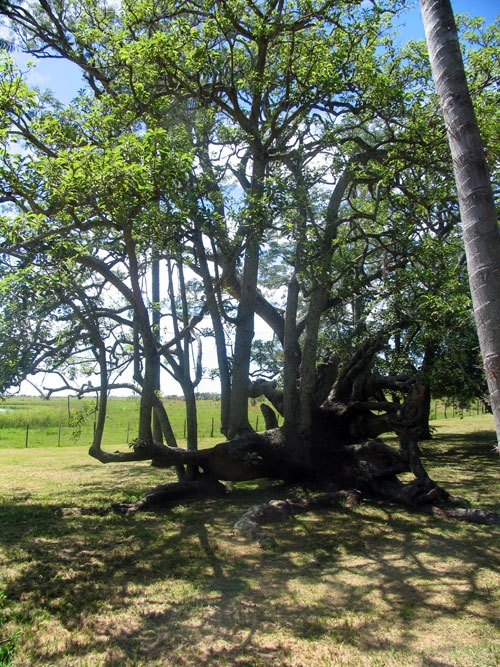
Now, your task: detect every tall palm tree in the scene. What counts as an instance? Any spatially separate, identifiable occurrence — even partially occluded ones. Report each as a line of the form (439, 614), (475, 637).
(419, 0), (500, 448)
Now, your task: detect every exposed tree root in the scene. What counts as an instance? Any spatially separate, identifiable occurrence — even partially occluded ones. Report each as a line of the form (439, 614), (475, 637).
(111, 478), (226, 516)
(234, 490), (362, 548)
(233, 490), (500, 549)
(86, 343), (499, 534)
(419, 504), (500, 526)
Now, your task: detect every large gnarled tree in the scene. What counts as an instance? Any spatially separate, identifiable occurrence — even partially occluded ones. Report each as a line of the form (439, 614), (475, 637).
(1, 0), (499, 520)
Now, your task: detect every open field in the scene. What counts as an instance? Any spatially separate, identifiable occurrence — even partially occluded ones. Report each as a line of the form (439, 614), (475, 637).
(0, 395), (487, 450)
(0, 396), (272, 450)
(0, 409), (500, 666)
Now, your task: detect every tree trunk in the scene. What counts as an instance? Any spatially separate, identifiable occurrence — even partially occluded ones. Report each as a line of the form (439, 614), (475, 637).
(88, 339), (108, 458)
(228, 235), (261, 437)
(114, 408), (446, 512)
(282, 272), (301, 455)
(151, 254), (163, 443)
(228, 151), (266, 437)
(419, 0), (500, 447)
(193, 229), (232, 437)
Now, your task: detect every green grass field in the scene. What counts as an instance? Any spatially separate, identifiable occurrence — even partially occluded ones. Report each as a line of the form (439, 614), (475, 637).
(0, 395), (485, 450)
(0, 401), (499, 666)
(0, 396), (272, 449)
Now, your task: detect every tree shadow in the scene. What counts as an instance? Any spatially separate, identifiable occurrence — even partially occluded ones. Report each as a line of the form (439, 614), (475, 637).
(1, 487), (500, 665)
(1, 430), (500, 665)
(421, 429), (500, 510)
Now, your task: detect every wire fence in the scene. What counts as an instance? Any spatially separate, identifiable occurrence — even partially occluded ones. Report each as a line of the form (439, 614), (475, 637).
(0, 412), (281, 449)
(430, 400), (489, 420)
(0, 399), (490, 449)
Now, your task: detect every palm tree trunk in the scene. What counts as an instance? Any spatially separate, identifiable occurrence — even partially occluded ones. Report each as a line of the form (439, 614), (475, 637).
(419, 0), (500, 447)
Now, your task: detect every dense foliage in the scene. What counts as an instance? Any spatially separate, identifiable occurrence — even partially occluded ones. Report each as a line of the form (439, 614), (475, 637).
(0, 1), (498, 448)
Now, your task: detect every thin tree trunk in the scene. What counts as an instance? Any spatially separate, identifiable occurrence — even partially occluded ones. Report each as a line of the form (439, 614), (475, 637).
(194, 231), (232, 436)
(178, 260), (198, 451)
(282, 272), (300, 437)
(228, 155), (267, 438)
(88, 340), (108, 458)
(297, 286), (328, 435)
(151, 254), (163, 443)
(419, 0), (500, 446)
(228, 236), (260, 437)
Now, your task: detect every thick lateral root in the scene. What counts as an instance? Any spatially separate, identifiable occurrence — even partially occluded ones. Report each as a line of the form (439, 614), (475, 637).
(234, 490), (362, 548)
(111, 478), (226, 515)
(420, 505), (500, 526)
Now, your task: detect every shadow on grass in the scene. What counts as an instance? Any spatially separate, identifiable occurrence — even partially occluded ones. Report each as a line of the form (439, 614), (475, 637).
(422, 429), (500, 511)
(1, 429), (500, 665)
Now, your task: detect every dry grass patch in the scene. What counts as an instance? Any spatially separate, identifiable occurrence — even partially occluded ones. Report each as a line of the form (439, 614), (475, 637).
(1, 417), (500, 665)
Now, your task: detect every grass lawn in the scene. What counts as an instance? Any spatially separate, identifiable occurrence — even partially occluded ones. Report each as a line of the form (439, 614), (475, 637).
(0, 396), (271, 449)
(0, 407), (500, 666)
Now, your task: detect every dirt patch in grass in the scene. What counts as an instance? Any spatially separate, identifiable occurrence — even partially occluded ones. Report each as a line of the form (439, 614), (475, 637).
(1, 417), (500, 666)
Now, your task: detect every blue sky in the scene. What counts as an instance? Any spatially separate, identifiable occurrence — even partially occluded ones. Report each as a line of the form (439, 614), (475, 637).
(397, 0), (499, 42)
(14, 0), (500, 106)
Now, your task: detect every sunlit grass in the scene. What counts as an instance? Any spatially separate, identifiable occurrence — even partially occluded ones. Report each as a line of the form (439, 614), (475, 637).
(0, 396), (271, 449)
(0, 413), (499, 665)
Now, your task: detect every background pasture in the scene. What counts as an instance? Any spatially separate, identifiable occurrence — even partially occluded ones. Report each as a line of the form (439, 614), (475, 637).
(0, 396), (273, 450)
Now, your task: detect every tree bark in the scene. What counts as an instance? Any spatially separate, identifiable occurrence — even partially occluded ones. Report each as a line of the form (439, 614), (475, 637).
(151, 254), (163, 443)
(164, 258), (199, 452)
(102, 354), (437, 495)
(419, 0), (500, 447)
(228, 154), (267, 438)
(282, 272), (301, 455)
(193, 229), (232, 437)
